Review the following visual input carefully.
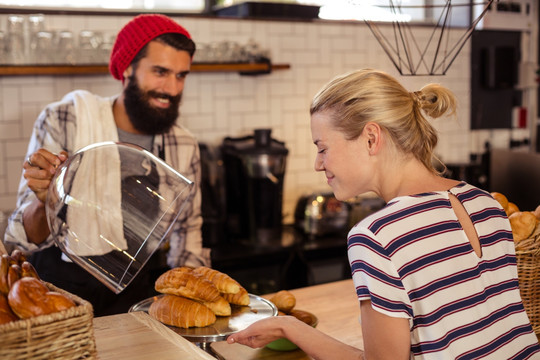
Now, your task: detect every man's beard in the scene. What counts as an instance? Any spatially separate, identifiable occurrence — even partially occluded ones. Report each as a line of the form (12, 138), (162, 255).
(123, 76), (182, 135)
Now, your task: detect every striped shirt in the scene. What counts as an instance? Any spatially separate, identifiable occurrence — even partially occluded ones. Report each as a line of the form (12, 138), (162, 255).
(348, 182), (540, 359)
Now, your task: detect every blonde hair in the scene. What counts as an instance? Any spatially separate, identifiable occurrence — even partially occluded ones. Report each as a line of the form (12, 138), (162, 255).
(310, 69), (457, 174)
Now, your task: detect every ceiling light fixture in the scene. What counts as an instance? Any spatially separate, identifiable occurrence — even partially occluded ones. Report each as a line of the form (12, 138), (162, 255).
(363, 0), (496, 76)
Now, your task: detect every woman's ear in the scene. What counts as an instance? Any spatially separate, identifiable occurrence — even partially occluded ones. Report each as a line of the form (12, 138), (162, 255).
(363, 122), (382, 154)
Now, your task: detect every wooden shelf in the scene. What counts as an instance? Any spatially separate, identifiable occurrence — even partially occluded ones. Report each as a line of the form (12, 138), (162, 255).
(0, 62), (290, 76)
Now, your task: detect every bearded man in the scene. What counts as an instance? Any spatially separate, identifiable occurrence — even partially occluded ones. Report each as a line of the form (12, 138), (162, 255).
(4, 14), (210, 316)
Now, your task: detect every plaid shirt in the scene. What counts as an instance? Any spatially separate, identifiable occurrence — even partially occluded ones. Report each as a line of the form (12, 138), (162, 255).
(5, 95), (210, 268)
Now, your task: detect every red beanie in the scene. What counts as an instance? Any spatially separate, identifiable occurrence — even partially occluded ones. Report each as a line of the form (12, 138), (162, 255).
(109, 14), (192, 81)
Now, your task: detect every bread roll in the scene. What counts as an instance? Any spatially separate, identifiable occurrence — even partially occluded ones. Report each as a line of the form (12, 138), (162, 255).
(534, 205), (540, 220)
(269, 290), (296, 314)
(149, 294), (216, 328)
(0, 255), (9, 295)
(8, 264), (21, 289)
(509, 211), (538, 243)
(491, 192), (509, 210)
(7, 277), (75, 319)
(506, 202), (519, 217)
(193, 266), (240, 294)
(155, 267), (222, 303)
(290, 309), (315, 326)
(10, 249), (26, 265)
(222, 286), (250, 306)
(0, 293), (17, 324)
(21, 261), (40, 280)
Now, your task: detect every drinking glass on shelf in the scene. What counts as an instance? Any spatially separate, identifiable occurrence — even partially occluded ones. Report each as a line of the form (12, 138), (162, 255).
(6, 15), (26, 64)
(78, 30), (99, 64)
(35, 31), (53, 64)
(99, 33), (115, 63)
(0, 31), (6, 64)
(56, 30), (76, 64)
(28, 13), (45, 63)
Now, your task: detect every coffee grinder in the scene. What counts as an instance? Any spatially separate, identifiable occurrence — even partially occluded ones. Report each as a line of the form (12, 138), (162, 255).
(221, 129), (288, 246)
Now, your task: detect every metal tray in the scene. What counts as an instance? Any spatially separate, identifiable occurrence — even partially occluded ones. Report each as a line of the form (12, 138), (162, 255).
(129, 294), (277, 343)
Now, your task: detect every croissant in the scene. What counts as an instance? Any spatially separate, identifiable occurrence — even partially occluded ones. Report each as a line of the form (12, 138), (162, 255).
(149, 294), (216, 328)
(200, 296), (231, 316)
(155, 267), (221, 303)
(269, 290), (296, 313)
(222, 286), (250, 306)
(192, 266), (240, 294)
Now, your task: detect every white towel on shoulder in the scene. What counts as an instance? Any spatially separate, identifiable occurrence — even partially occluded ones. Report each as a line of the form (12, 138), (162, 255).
(62, 90), (127, 256)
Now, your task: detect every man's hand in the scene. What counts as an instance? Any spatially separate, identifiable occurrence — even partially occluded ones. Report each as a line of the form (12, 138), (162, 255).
(23, 149), (68, 203)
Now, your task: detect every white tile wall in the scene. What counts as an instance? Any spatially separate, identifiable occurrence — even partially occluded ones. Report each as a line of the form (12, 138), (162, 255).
(0, 14), (515, 223)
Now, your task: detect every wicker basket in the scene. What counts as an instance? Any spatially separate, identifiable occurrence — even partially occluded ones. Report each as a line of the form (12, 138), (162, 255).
(515, 225), (540, 340)
(0, 282), (96, 359)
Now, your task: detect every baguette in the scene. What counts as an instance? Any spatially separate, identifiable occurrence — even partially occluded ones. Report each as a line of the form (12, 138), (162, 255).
(149, 294), (216, 328)
(193, 266), (240, 294)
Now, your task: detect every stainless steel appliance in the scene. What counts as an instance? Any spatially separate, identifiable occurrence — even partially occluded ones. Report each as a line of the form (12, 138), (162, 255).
(294, 192), (350, 238)
(199, 143), (227, 248)
(294, 192), (386, 238)
(221, 129), (288, 245)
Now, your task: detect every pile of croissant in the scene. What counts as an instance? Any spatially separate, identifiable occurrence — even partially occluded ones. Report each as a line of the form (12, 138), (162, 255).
(0, 250), (75, 325)
(491, 192), (540, 244)
(149, 266), (249, 328)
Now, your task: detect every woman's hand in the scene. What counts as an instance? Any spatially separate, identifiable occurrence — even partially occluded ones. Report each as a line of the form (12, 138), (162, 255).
(23, 149), (67, 203)
(227, 315), (293, 348)
(227, 315), (365, 360)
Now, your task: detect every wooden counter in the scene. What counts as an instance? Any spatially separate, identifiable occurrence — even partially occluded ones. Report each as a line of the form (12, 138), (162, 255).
(93, 279), (363, 359)
(93, 311), (215, 360)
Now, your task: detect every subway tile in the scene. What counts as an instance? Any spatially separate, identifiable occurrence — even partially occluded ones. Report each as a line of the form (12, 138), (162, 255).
(0, 195), (18, 212)
(0, 15), (481, 215)
(0, 123), (21, 141)
(1, 85), (20, 122)
(5, 139), (29, 158)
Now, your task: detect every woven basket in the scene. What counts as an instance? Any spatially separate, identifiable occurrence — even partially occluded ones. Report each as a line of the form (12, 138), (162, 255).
(515, 225), (540, 340)
(0, 282), (96, 359)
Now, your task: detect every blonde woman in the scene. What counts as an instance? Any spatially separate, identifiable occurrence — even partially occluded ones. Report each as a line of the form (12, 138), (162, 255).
(227, 69), (540, 359)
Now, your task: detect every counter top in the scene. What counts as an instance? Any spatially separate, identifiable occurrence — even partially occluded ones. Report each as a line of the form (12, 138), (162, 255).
(93, 311), (215, 360)
(93, 279), (362, 359)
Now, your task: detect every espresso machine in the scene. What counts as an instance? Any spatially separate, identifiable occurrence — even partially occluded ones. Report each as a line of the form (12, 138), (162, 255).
(221, 129), (288, 246)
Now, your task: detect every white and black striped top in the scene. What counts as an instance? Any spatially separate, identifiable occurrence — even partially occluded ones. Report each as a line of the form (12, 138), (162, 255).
(348, 182), (540, 359)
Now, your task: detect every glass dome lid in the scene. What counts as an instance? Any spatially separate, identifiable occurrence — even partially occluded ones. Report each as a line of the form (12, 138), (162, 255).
(46, 141), (193, 294)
